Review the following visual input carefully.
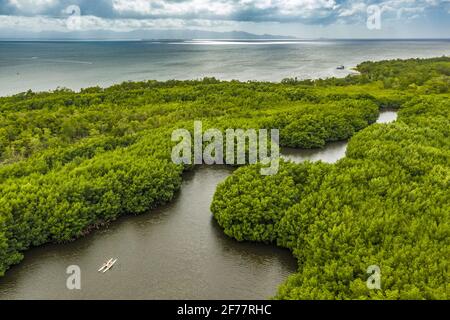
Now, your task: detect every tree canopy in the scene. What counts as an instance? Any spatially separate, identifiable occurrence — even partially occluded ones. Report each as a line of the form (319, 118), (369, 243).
(0, 57), (449, 300)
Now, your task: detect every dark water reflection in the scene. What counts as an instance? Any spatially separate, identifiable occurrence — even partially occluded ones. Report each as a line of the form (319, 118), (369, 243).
(0, 167), (296, 300)
(281, 110), (398, 164)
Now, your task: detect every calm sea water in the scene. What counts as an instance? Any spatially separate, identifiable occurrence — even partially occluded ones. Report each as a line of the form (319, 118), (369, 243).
(0, 39), (449, 96)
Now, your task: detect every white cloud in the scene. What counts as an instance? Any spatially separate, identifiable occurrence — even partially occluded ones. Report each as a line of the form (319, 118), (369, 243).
(338, 2), (366, 17)
(111, 0), (338, 20)
(112, 0), (235, 17)
(7, 0), (57, 14)
(0, 14), (234, 32)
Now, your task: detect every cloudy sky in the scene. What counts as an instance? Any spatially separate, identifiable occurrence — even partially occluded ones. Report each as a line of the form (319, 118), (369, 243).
(0, 0), (449, 38)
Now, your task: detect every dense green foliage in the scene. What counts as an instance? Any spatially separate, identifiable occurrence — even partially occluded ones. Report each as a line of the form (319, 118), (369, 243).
(283, 56), (450, 92)
(0, 69), (388, 276)
(0, 57), (449, 300)
(212, 58), (450, 299)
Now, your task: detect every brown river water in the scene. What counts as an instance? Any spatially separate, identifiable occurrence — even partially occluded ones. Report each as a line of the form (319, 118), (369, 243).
(0, 110), (397, 299)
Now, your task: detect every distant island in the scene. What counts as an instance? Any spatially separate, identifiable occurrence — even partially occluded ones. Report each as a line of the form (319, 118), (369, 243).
(0, 29), (297, 41)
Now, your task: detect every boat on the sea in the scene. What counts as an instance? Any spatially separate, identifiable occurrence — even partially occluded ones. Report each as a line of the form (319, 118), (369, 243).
(102, 259), (118, 273)
(98, 258), (114, 272)
(337, 65), (345, 70)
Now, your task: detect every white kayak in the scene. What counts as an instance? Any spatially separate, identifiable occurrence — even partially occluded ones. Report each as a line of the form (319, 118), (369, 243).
(98, 258), (113, 272)
(102, 259), (118, 273)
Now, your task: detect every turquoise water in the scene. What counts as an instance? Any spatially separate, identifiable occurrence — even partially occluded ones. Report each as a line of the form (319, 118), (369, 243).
(0, 39), (449, 96)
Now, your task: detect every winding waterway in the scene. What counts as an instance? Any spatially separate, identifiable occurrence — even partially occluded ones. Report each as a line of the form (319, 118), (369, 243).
(0, 110), (397, 300)
(282, 110), (398, 163)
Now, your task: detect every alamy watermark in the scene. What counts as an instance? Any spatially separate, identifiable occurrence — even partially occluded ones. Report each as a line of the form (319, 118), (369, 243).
(171, 121), (280, 175)
(66, 265), (81, 290)
(367, 5), (382, 30)
(367, 265), (381, 290)
(64, 5), (82, 31)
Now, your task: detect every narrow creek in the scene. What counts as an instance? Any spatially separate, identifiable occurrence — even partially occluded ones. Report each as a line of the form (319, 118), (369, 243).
(0, 110), (397, 299)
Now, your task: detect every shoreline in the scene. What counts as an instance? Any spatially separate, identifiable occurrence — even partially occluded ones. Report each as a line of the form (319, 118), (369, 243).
(1, 40), (448, 97)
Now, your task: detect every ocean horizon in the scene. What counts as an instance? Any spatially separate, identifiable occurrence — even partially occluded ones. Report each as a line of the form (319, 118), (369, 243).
(1, 39), (449, 96)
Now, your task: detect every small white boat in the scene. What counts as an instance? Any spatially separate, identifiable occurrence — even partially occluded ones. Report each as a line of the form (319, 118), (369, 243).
(98, 258), (113, 272)
(102, 259), (117, 273)
(337, 65), (345, 70)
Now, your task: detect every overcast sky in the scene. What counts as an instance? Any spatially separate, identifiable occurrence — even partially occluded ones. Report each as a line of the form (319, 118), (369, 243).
(0, 0), (449, 38)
